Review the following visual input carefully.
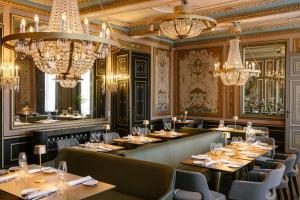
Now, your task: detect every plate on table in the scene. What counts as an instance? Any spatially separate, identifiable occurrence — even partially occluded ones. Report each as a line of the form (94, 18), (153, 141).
(82, 179), (98, 186)
(43, 168), (57, 174)
(227, 163), (241, 168)
(0, 169), (8, 175)
(9, 166), (21, 172)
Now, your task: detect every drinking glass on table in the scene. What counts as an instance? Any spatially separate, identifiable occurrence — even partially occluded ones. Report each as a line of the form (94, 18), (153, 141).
(18, 152), (28, 173)
(57, 161), (68, 194)
(231, 137), (238, 144)
(238, 137), (244, 143)
(95, 133), (100, 143)
(210, 143), (216, 155)
(90, 133), (95, 143)
(215, 143), (223, 156)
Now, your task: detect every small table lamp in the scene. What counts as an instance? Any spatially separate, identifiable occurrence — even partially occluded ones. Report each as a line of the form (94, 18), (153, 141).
(172, 117), (177, 131)
(233, 115), (238, 130)
(34, 145), (46, 183)
(222, 132), (231, 145)
(143, 120), (149, 128)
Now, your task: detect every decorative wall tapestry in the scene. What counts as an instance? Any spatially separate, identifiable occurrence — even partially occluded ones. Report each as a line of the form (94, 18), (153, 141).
(176, 47), (222, 116)
(153, 48), (171, 116)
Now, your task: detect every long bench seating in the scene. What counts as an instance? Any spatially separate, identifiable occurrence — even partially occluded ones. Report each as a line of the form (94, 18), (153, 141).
(123, 130), (223, 173)
(55, 148), (175, 200)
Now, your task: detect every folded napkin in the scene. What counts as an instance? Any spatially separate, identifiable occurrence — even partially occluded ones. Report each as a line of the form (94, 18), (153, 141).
(67, 176), (93, 186)
(221, 160), (243, 166)
(191, 155), (210, 160)
(193, 160), (218, 167)
(27, 167), (51, 174)
(21, 188), (39, 196)
(0, 174), (16, 183)
(240, 151), (260, 156)
(97, 146), (112, 151)
(259, 146), (272, 150)
(25, 187), (57, 200)
(80, 143), (93, 148)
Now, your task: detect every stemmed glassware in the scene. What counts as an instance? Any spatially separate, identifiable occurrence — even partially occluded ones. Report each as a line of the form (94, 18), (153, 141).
(90, 133), (96, 143)
(57, 161), (68, 194)
(18, 152), (28, 173)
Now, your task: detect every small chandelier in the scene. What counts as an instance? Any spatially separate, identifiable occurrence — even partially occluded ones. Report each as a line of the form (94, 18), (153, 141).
(56, 74), (81, 88)
(213, 23), (260, 86)
(0, 60), (20, 91)
(104, 74), (129, 93)
(160, 0), (217, 40)
(1, 0), (120, 81)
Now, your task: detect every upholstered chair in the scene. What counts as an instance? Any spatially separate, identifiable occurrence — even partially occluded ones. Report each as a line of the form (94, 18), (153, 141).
(56, 138), (79, 151)
(229, 163), (285, 200)
(174, 169), (225, 200)
(255, 136), (276, 160)
(103, 132), (120, 144)
(288, 151), (300, 198)
(252, 126), (269, 137)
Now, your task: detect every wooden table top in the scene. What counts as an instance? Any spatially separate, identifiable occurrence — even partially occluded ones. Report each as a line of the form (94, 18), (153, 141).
(113, 136), (161, 145)
(74, 143), (125, 152)
(181, 143), (276, 173)
(0, 165), (115, 199)
(148, 131), (188, 139)
(209, 127), (268, 135)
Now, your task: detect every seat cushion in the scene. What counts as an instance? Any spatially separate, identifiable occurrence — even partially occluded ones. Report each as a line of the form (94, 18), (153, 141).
(174, 189), (202, 200)
(210, 190), (226, 200)
(86, 190), (143, 200)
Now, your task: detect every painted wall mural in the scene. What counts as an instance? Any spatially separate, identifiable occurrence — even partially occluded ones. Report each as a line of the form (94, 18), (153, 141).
(153, 48), (171, 116)
(176, 47), (222, 116)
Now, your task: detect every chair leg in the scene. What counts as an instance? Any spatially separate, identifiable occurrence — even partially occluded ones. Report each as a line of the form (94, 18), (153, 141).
(282, 188), (288, 200)
(292, 176), (299, 197)
(288, 177), (294, 200)
(277, 189), (282, 200)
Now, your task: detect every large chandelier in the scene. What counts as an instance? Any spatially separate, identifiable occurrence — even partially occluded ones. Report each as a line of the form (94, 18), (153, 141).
(0, 60), (20, 91)
(160, 0), (217, 40)
(213, 23), (260, 86)
(1, 0), (120, 88)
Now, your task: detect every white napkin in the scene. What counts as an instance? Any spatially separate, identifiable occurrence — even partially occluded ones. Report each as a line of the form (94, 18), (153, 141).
(67, 176), (93, 186)
(221, 159), (243, 166)
(80, 143), (93, 148)
(191, 155), (210, 160)
(259, 146), (272, 150)
(25, 187), (57, 200)
(0, 174), (16, 183)
(97, 146), (112, 151)
(240, 151), (260, 157)
(193, 160), (218, 167)
(27, 167), (51, 174)
(21, 188), (39, 196)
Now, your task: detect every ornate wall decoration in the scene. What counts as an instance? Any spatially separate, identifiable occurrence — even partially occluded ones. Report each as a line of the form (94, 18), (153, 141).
(116, 54), (128, 74)
(294, 38), (300, 53)
(153, 48), (171, 116)
(176, 47), (222, 116)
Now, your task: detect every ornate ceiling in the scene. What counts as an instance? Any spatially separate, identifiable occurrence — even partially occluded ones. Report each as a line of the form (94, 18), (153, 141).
(3, 0), (300, 44)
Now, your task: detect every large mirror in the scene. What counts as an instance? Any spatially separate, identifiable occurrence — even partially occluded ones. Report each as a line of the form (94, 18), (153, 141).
(241, 42), (286, 118)
(12, 56), (107, 127)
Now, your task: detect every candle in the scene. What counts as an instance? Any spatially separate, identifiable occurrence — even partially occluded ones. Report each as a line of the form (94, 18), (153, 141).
(61, 13), (66, 32)
(172, 117), (177, 121)
(15, 65), (19, 77)
(102, 23), (106, 30)
(143, 120), (149, 125)
(21, 18), (26, 33)
(29, 25), (34, 32)
(106, 29), (110, 39)
(84, 18), (89, 34)
(34, 14), (39, 32)
(99, 31), (103, 38)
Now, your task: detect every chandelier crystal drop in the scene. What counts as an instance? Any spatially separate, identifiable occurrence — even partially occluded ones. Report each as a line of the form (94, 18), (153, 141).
(213, 24), (260, 86)
(1, 0), (120, 88)
(56, 74), (81, 88)
(0, 61), (20, 91)
(160, 0), (216, 40)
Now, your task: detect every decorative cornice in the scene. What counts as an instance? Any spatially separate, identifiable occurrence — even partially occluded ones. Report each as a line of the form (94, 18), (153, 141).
(0, 0), (49, 15)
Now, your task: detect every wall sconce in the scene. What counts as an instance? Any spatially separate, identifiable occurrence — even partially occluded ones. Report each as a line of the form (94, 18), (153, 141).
(0, 59), (20, 92)
(103, 74), (129, 93)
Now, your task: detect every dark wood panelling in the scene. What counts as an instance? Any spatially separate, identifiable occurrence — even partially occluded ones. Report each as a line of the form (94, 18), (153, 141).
(94, 59), (106, 118)
(132, 52), (151, 127)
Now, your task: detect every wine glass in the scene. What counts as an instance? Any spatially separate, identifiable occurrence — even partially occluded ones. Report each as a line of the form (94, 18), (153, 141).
(95, 133), (100, 143)
(238, 137), (244, 143)
(231, 137), (238, 144)
(57, 161), (67, 181)
(210, 143), (216, 155)
(18, 152), (28, 172)
(90, 133), (95, 143)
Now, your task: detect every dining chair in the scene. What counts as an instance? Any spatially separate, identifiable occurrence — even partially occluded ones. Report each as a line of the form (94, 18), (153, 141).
(187, 119), (204, 129)
(288, 151), (300, 198)
(255, 136), (275, 160)
(226, 124), (243, 130)
(103, 132), (120, 144)
(229, 163), (285, 200)
(174, 169), (225, 200)
(254, 154), (296, 200)
(56, 138), (79, 151)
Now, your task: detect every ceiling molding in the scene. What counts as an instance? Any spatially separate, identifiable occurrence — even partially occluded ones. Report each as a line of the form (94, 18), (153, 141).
(0, 0), (49, 15)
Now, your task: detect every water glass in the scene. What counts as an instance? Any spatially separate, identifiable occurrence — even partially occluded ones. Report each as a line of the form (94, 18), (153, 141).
(210, 143), (216, 155)
(231, 137), (238, 144)
(90, 133), (95, 143)
(57, 161), (67, 181)
(18, 152), (28, 172)
(238, 137), (244, 143)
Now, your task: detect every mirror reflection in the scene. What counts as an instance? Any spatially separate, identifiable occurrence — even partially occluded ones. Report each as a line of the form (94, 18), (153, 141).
(242, 43), (286, 118)
(13, 56), (106, 126)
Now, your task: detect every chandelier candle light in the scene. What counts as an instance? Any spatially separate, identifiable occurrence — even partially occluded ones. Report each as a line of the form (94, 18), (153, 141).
(213, 23), (260, 86)
(0, 61), (20, 91)
(1, 0), (120, 88)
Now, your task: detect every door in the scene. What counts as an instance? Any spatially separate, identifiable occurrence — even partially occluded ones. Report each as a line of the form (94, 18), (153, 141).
(131, 52), (151, 127)
(285, 53), (300, 152)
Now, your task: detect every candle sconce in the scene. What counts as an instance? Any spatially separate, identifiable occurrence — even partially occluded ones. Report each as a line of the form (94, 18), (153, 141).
(0, 59), (20, 92)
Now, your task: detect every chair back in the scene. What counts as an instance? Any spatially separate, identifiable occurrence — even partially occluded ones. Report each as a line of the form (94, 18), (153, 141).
(282, 154), (297, 175)
(175, 169), (211, 200)
(227, 124), (243, 130)
(252, 126), (269, 133)
(56, 138), (79, 151)
(264, 163), (286, 189)
(103, 132), (120, 144)
(255, 136), (275, 158)
(162, 118), (172, 124)
(295, 150), (300, 165)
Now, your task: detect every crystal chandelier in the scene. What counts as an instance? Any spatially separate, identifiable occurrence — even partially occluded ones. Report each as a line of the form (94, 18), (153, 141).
(104, 74), (129, 93)
(213, 23), (260, 86)
(55, 74), (81, 88)
(0, 60), (20, 91)
(1, 0), (120, 88)
(160, 0), (216, 40)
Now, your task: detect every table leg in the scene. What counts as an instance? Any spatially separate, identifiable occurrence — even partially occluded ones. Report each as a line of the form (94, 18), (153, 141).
(214, 171), (222, 192)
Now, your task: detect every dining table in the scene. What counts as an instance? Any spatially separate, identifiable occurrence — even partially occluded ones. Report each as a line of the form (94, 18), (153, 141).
(148, 131), (188, 140)
(209, 127), (268, 137)
(181, 142), (276, 192)
(113, 135), (161, 147)
(73, 142), (125, 152)
(0, 164), (115, 199)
